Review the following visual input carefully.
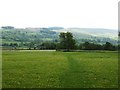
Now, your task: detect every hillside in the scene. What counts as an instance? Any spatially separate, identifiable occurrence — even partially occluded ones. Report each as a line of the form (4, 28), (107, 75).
(52, 28), (118, 44)
(53, 28), (118, 39)
(0, 27), (118, 46)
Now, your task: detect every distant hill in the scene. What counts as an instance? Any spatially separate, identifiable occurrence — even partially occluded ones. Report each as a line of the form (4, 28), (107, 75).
(25, 27), (64, 31)
(52, 28), (118, 40)
(47, 27), (64, 30)
(0, 27), (118, 45)
(52, 27), (118, 44)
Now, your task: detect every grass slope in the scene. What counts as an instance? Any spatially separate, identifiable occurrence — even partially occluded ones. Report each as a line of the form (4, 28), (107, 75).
(2, 51), (118, 88)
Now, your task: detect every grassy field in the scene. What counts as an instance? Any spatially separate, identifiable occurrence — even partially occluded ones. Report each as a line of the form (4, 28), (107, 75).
(2, 50), (118, 88)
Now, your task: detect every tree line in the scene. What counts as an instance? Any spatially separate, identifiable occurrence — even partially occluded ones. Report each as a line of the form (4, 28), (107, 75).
(2, 32), (118, 51)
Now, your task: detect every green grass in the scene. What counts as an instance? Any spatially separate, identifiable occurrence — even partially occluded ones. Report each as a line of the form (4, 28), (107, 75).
(2, 50), (118, 88)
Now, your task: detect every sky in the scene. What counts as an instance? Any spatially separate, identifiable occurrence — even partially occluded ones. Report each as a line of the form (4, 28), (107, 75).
(0, 0), (119, 29)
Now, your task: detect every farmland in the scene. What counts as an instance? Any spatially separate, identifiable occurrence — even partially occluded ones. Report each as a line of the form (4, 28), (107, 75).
(2, 50), (118, 88)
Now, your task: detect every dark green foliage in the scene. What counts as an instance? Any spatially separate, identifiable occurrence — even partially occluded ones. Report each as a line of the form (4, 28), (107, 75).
(103, 42), (116, 51)
(38, 42), (56, 50)
(59, 32), (76, 51)
(2, 41), (117, 51)
(79, 42), (100, 50)
(78, 42), (117, 51)
(59, 32), (66, 49)
(27, 42), (56, 50)
(118, 45), (120, 50)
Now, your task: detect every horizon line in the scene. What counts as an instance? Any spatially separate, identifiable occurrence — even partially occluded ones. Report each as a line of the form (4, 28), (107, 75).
(0, 25), (118, 30)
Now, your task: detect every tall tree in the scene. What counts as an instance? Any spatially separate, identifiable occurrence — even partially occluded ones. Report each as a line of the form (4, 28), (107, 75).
(59, 32), (76, 51)
(59, 32), (66, 49)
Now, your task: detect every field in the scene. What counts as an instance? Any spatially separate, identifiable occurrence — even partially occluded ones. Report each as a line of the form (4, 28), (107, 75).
(2, 50), (118, 88)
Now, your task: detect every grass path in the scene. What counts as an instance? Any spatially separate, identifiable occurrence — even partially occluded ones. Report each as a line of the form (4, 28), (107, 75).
(59, 53), (87, 88)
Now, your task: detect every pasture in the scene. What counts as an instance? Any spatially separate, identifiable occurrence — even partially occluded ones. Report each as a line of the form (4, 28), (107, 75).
(2, 50), (118, 88)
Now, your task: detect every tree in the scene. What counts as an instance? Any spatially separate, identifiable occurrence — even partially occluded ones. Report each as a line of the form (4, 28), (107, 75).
(103, 42), (115, 51)
(39, 42), (56, 50)
(79, 42), (103, 50)
(83, 42), (90, 50)
(59, 32), (66, 49)
(28, 42), (34, 50)
(59, 32), (76, 51)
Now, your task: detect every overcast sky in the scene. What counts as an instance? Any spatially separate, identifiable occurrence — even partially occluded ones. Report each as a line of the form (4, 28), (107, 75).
(0, 0), (119, 29)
